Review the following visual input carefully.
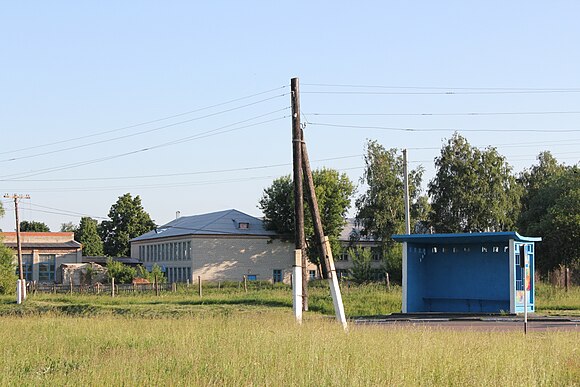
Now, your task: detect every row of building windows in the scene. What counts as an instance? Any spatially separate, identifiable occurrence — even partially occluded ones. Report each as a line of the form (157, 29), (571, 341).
(166, 266), (192, 283)
(139, 241), (192, 263)
(15, 254), (55, 282)
(424, 245), (509, 254)
(336, 247), (382, 261)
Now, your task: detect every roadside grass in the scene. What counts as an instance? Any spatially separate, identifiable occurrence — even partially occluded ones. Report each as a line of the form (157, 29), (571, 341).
(0, 281), (403, 318)
(0, 314), (577, 386)
(535, 282), (580, 316)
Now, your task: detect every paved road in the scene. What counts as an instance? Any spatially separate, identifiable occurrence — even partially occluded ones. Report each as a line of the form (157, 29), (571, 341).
(354, 316), (580, 332)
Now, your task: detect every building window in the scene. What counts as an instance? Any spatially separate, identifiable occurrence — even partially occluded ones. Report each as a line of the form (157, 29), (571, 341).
(38, 254), (56, 282)
(371, 247), (382, 261)
(16, 254), (33, 281)
(246, 275), (257, 281)
(273, 269), (282, 283)
(238, 222), (250, 229)
(337, 252), (349, 261)
(336, 269), (350, 280)
(309, 270), (316, 280)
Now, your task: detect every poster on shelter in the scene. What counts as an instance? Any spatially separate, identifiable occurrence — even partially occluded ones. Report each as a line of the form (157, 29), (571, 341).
(525, 266), (531, 291)
(516, 290), (524, 304)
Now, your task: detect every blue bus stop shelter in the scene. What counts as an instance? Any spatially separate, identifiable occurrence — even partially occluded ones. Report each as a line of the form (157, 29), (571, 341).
(392, 232), (541, 314)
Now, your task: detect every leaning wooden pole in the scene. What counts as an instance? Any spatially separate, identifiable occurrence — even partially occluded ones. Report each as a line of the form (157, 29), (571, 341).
(301, 134), (348, 330)
(291, 77), (305, 321)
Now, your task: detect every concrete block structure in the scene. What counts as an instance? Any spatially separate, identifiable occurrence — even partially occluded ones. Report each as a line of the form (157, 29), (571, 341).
(1, 232), (82, 283)
(130, 209), (311, 284)
(393, 232), (541, 314)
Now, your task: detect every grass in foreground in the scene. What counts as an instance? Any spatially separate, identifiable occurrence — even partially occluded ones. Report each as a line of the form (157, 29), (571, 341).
(535, 282), (580, 316)
(0, 313), (577, 386)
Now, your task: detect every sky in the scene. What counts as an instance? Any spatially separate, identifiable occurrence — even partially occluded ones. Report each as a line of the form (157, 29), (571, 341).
(1, 1), (579, 232)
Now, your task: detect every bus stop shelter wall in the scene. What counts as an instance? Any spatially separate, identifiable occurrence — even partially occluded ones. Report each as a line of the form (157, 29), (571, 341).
(392, 232), (541, 314)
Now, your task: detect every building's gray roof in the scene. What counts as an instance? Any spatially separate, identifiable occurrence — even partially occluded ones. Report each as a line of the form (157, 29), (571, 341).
(339, 218), (377, 242)
(3, 241), (81, 249)
(130, 209), (279, 242)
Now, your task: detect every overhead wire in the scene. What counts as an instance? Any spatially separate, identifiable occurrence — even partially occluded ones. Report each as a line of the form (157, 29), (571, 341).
(1, 110), (291, 180)
(0, 85), (288, 156)
(0, 94), (289, 163)
(309, 122), (580, 133)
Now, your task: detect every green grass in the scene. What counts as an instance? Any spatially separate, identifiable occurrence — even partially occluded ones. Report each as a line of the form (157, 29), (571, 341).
(535, 282), (580, 316)
(0, 314), (577, 386)
(0, 283), (578, 385)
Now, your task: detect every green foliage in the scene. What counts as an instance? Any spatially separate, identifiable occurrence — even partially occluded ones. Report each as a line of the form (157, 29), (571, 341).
(99, 193), (155, 257)
(19, 220), (50, 232)
(259, 168), (355, 264)
(0, 242), (16, 295)
(428, 132), (521, 233)
(519, 160), (580, 273)
(136, 264), (166, 284)
(0, 202), (4, 219)
(106, 258), (136, 284)
(348, 246), (374, 284)
(355, 140), (424, 256)
(382, 243), (402, 283)
(60, 222), (78, 232)
(75, 217), (104, 257)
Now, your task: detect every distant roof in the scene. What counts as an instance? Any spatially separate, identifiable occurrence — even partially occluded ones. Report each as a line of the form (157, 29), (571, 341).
(82, 256), (141, 266)
(392, 232), (541, 244)
(130, 209), (279, 242)
(339, 218), (376, 242)
(2, 241), (81, 249)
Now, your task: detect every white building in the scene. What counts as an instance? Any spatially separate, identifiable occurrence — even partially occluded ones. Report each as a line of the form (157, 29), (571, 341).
(130, 209), (304, 284)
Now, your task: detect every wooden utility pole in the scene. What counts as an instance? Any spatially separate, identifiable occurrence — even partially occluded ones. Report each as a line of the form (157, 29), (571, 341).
(291, 77), (306, 317)
(403, 149), (411, 234)
(4, 193), (30, 304)
(301, 137), (347, 330)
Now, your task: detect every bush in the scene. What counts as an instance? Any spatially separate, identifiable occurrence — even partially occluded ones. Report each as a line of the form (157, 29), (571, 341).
(106, 259), (136, 284)
(0, 243), (17, 295)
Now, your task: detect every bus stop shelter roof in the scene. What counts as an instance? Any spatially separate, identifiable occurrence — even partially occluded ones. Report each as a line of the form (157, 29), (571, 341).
(392, 232), (541, 245)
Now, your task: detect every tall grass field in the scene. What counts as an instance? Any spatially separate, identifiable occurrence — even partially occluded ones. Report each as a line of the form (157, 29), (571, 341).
(0, 283), (578, 385)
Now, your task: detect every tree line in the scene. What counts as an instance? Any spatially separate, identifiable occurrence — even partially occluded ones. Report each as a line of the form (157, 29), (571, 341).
(259, 133), (579, 278)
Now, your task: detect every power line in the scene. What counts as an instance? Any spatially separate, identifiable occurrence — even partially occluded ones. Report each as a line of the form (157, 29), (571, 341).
(0, 155), (362, 183)
(1, 96), (289, 163)
(302, 90), (580, 95)
(309, 122), (580, 133)
(27, 203), (108, 220)
(0, 85), (288, 157)
(1, 113), (290, 180)
(302, 83), (580, 91)
(306, 110), (580, 117)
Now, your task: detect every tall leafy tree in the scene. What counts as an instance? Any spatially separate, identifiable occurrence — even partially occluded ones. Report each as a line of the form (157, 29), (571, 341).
(76, 217), (104, 257)
(355, 140), (424, 252)
(518, 159), (579, 273)
(19, 220), (50, 232)
(259, 168), (355, 262)
(99, 193), (156, 257)
(428, 133), (521, 233)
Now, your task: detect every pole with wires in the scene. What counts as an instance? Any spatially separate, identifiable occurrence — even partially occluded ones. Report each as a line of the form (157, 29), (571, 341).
(4, 193), (30, 304)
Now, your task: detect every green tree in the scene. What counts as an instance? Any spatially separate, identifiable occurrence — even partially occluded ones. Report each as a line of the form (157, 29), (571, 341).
(76, 217), (104, 256)
(60, 222), (78, 232)
(355, 140), (424, 252)
(259, 168), (355, 263)
(19, 220), (50, 232)
(106, 258), (136, 284)
(136, 264), (167, 284)
(428, 132), (521, 233)
(348, 246), (374, 284)
(99, 193), (156, 257)
(518, 162), (580, 273)
(0, 242), (16, 295)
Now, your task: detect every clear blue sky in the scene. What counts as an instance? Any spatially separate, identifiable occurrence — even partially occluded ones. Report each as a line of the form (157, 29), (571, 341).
(1, 1), (579, 232)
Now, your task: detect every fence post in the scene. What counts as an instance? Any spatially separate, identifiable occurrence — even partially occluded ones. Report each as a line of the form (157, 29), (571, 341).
(155, 274), (159, 297)
(111, 277), (115, 298)
(385, 272), (391, 291)
(243, 275), (248, 293)
(198, 276), (202, 298)
(172, 282), (177, 292)
(565, 267), (570, 292)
